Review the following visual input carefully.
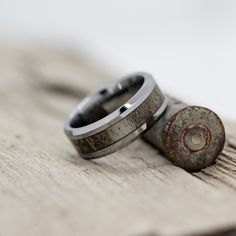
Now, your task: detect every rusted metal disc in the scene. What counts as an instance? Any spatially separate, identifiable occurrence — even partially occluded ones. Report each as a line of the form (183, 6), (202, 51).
(163, 106), (225, 171)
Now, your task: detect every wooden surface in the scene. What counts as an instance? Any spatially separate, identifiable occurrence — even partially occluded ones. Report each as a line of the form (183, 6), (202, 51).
(0, 44), (236, 236)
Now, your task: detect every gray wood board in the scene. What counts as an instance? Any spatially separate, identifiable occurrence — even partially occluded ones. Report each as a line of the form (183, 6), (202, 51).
(0, 44), (235, 236)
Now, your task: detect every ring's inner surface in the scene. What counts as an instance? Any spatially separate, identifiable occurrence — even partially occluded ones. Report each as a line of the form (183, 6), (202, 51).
(70, 76), (144, 128)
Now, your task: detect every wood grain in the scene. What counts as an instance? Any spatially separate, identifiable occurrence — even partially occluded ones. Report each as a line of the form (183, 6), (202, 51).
(0, 43), (236, 236)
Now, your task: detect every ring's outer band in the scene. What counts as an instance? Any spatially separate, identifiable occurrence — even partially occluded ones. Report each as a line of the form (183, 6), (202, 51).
(64, 72), (168, 159)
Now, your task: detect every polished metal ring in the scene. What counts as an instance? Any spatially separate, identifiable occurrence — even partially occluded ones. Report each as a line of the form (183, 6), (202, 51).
(64, 72), (168, 159)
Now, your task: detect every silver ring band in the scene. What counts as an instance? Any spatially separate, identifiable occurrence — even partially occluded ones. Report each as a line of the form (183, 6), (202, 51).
(64, 72), (168, 159)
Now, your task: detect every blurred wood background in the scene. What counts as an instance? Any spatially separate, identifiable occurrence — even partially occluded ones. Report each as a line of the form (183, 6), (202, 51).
(0, 43), (236, 236)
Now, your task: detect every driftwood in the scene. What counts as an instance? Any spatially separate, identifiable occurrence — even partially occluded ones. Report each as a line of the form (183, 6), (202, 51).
(0, 43), (236, 236)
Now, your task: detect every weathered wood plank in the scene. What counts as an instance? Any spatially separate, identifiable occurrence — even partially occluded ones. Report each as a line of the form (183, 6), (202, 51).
(0, 43), (236, 236)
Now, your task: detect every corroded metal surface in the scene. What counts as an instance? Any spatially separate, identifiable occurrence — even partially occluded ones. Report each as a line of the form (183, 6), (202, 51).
(143, 97), (225, 172)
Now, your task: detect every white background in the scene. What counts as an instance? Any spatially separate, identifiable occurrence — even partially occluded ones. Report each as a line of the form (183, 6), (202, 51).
(0, 0), (235, 120)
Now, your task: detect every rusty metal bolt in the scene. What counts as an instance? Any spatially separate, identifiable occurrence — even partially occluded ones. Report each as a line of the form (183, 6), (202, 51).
(143, 97), (225, 172)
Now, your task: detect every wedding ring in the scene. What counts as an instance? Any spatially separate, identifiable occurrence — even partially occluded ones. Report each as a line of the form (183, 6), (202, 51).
(64, 72), (167, 159)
